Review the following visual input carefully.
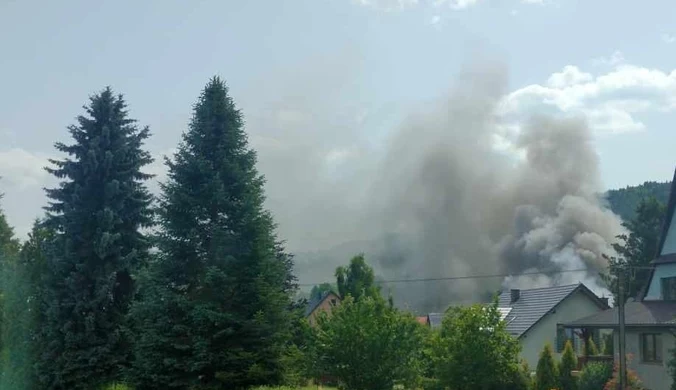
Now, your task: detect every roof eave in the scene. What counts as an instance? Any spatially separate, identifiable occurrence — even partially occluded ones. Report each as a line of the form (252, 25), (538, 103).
(560, 322), (676, 329)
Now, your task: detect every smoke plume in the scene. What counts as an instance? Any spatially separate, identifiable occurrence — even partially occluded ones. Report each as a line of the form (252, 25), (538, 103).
(364, 64), (625, 312)
(249, 57), (626, 312)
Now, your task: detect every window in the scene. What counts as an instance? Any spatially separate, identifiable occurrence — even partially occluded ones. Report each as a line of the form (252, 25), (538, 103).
(330, 298), (337, 306)
(661, 277), (676, 300)
(641, 333), (663, 363)
(556, 325), (576, 353)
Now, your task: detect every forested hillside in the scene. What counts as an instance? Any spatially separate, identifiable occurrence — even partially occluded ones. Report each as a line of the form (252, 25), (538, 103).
(605, 181), (671, 222)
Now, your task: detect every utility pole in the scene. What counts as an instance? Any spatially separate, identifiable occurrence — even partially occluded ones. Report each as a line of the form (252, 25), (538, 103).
(618, 267), (627, 390)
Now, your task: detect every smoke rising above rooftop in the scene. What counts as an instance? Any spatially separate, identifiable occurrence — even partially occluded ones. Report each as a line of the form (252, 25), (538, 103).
(365, 63), (624, 311)
(252, 59), (626, 312)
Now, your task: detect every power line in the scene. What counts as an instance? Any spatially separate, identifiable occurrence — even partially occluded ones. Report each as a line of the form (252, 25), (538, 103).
(297, 265), (655, 287)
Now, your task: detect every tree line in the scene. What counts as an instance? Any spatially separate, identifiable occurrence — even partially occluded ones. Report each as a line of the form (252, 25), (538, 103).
(0, 75), (670, 390)
(0, 78), (296, 389)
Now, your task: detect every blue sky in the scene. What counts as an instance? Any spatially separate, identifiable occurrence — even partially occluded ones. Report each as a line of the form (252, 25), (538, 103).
(1, 0), (676, 249)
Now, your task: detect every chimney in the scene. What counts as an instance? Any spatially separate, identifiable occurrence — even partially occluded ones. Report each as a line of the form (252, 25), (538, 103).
(600, 297), (609, 307)
(510, 289), (520, 304)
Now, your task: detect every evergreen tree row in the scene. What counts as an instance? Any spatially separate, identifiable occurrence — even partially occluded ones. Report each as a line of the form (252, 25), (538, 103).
(0, 77), (296, 390)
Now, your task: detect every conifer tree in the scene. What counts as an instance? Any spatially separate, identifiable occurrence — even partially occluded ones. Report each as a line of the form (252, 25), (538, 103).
(37, 87), (154, 389)
(0, 197), (22, 384)
(535, 343), (559, 390)
(130, 77), (296, 389)
(559, 340), (578, 390)
(1, 219), (52, 390)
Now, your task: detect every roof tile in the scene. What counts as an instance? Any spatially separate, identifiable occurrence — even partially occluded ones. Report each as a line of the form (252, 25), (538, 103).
(498, 284), (582, 337)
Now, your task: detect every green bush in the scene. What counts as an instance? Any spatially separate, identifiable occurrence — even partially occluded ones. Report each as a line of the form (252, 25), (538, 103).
(315, 295), (425, 390)
(534, 343), (559, 390)
(584, 336), (599, 356)
(578, 362), (612, 390)
(559, 340), (578, 390)
(102, 384), (133, 390)
(420, 376), (444, 390)
(431, 301), (525, 390)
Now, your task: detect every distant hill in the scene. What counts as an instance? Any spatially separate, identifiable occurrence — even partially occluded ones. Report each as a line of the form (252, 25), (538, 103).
(605, 181), (671, 222)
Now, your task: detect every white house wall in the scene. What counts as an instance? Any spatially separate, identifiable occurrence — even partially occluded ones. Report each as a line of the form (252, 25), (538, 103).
(645, 263), (676, 300)
(518, 290), (605, 369)
(613, 329), (675, 390)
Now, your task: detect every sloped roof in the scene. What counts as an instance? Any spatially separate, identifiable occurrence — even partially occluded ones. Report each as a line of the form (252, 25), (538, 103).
(563, 300), (676, 328)
(638, 167), (676, 300)
(497, 283), (608, 338)
(655, 167), (676, 260)
(304, 291), (340, 317)
(428, 313), (443, 328)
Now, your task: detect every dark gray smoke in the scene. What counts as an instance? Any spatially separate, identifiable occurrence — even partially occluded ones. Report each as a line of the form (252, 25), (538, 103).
(248, 58), (625, 312)
(361, 64), (625, 312)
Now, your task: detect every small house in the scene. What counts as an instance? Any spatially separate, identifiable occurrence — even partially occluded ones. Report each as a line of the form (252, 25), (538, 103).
(497, 283), (610, 369)
(304, 291), (341, 327)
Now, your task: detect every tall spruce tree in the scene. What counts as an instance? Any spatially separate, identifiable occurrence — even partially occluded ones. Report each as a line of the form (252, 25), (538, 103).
(0, 219), (51, 390)
(130, 77), (296, 389)
(37, 88), (153, 389)
(0, 192), (22, 383)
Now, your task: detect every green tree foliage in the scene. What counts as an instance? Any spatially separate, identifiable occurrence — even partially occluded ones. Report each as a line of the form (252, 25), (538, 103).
(601, 333), (613, 355)
(315, 295), (424, 390)
(431, 300), (524, 390)
(36, 87), (154, 389)
(335, 254), (380, 302)
(534, 343), (559, 390)
(129, 77), (296, 389)
(0, 220), (53, 389)
(578, 362), (612, 390)
(669, 345), (676, 390)
(310, 282), (337, 301)
(584, 336), (599, 357)
(0, 202), (22, 386)
(559, 340), (578, 390)
(603, 355), (643, 390)
(606, 181), (670, 222)
(602, 196), (666, 304)
(278, 299), (317, 387)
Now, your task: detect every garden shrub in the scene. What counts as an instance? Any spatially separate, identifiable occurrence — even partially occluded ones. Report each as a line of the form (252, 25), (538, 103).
(559, 340), (578, 390)
(534, 343), (559, 390)
(578, 361), (612, 390)
(603, 355), (644, 390)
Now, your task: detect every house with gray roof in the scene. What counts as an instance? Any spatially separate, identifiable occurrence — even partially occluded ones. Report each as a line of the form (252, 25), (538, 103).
(562, 168), (676, 390)
(495, 283), (609, 369)
(423, 283), (608, 369)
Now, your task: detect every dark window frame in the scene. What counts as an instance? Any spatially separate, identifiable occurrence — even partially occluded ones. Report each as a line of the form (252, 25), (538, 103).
(661, 277), (676, 300)
(556, 325), (576, 353)
(641, 333), (663, 364)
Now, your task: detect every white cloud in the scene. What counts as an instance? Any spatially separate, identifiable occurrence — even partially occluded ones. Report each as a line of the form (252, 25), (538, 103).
(662, 33), (676, 44)
(591, 50), (625, 67)
(353, 0), (419, 11)
(499, 61), (676, 135)
(546, 65), (593, 88)
(0, 148), (50, 190)
(434, 0), (479, 9)
(521, 0), (544, 3)
(428, 15), (441, 25)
